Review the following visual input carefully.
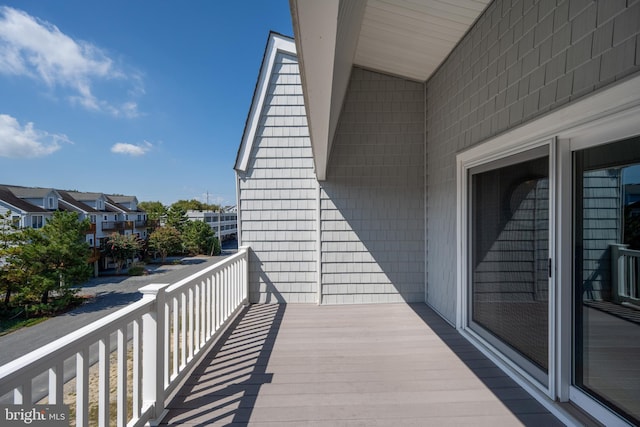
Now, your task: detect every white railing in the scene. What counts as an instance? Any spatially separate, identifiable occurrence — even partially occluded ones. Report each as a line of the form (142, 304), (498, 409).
(0, 246), (249, 427)
(610, 243), (640, 304)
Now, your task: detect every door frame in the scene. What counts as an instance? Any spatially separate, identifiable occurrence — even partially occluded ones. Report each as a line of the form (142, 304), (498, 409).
(457, 136), (557, 399)
(455, 73), (640, 426)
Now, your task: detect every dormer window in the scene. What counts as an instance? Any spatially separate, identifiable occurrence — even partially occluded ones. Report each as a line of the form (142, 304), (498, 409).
(48, 197), (54, 209)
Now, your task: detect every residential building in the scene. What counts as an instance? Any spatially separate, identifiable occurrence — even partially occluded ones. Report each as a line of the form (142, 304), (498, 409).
(0, 186), (149, 273)
(186, 210), (237, 242)
(0, 186), (52, 230)
(235, 0), (640, 423)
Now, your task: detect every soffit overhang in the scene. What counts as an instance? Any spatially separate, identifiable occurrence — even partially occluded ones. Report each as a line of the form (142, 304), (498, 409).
(290, 0), (491, 180)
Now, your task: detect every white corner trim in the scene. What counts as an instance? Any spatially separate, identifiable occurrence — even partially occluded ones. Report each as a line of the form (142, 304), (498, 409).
(235, 34), (297, 172)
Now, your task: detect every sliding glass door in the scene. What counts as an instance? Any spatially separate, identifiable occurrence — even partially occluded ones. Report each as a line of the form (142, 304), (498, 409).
(574, 136), (640, 425)
(469, 146), (550, 385)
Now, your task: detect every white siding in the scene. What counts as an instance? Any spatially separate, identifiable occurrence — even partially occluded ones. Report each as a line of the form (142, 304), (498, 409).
(238, 52), (318, 303)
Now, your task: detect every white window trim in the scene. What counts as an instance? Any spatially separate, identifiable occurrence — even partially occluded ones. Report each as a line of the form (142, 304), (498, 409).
(457, 73), (640, 427)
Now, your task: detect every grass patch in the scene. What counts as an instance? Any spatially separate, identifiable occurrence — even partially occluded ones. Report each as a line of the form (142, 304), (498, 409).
(0, 315), (48, 336)
(0, 294), (88, 336)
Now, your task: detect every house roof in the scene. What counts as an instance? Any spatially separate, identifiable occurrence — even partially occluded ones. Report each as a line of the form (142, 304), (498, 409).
(3, 185), (58, 199)
(57, 191), (99, 213)
(106, 196), (136, 213)
(107, 195), (138, 205)
(289, 0), (491, 179)
(105, 202), (126, 213)
(65, 191), (106, 202)
(235, 32), (297, 173)
(0, 186), (48, 213)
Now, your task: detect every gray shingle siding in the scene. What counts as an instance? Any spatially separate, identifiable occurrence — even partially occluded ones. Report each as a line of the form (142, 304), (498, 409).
(426, 0), (640, 322)
(321, 68), (425, 304)
(580, 169), (622, 300)
(237, 52), (318, 303)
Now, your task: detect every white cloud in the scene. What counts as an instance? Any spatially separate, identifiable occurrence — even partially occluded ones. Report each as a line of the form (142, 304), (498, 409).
(0, 113), (69, 158)
(111, 141), (152, 156)
(0, 6), (142, 117)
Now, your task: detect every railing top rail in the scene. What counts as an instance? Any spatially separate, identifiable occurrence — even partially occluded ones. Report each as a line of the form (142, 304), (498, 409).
(165, 246), (248, 294)
(619, 247), (640, 256)
(0, 296), (155, 388)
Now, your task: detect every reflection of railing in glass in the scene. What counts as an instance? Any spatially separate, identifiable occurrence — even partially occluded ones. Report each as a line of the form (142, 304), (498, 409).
(610, 243), (640, 305)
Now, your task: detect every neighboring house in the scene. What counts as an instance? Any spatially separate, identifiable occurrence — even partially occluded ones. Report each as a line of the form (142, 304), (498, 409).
(186, 210), (237, 242)
(57, 190), (102, 274)
(0, 186), (52, 229)
(0, 187), (149, 273)
(236, 0), (640, 424)
(106, 195), (149, 238)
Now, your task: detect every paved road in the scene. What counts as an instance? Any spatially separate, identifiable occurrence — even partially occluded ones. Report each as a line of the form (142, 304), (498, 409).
(0, 242), (237, 366)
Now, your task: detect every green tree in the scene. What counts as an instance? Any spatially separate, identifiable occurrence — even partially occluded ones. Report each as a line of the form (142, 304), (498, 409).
(166, 205), (189, 233)
(148, 226), (182, 262)
(104, 233), (142, 273)
(21, 212), (92, 304)
(182, 220), (215, 255)
(0, 210), (26, 306)
(138, 201), (166, 221)
(171, 199), (220, 212)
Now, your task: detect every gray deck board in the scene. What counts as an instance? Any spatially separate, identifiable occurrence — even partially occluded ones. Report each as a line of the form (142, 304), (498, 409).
(161, 303), (564, 426)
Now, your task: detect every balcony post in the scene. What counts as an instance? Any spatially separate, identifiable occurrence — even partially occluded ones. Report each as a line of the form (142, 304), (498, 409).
(140, 283), (169, 422)
(610, 243), (627, 303)
(240, 246), (250, 305)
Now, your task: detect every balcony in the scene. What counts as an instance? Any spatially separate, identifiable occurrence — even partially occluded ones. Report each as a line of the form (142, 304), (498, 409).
(0, 246), (563, 426)
(102, 221), (134, 231)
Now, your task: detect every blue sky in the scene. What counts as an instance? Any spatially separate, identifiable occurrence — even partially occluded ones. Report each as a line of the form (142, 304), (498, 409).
(0, 1), (293, 206)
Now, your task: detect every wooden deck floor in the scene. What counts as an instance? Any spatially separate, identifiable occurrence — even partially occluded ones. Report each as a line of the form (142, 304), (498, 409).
(160, 303), (564, 426)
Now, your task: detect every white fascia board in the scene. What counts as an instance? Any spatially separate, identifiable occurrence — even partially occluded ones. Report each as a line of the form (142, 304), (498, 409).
(291, 0), (340, 181)
(0, 199), (26, 215)
(58, 199), (87, 214)
(235, 33), (297, 173)
(291, 0), (365, 181)
(105, 202), (126, 214)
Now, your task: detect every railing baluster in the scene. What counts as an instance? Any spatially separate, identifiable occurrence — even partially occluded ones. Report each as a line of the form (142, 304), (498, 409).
(14, 381), (31, 405)
(172, 296), (178, 378)
(188, 288), (196, 365)
(197, 280), (203, 345)
(181, 292), (187, 368)
(117, 327), (127, 427)
(48, 361), (64, 405)
(214, 271), (220, 331)
(208, 275), (213, 337)
(132, 318), (142, 419)
(77, 348), (89, 427)
(631, 257), (640, 299)
(98, 335), (110, 427)
(164, 300), (170, 388)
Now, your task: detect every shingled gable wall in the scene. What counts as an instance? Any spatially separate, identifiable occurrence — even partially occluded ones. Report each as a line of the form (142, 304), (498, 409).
(236, 46), (318, 303)
(237, 34), (426, 304)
